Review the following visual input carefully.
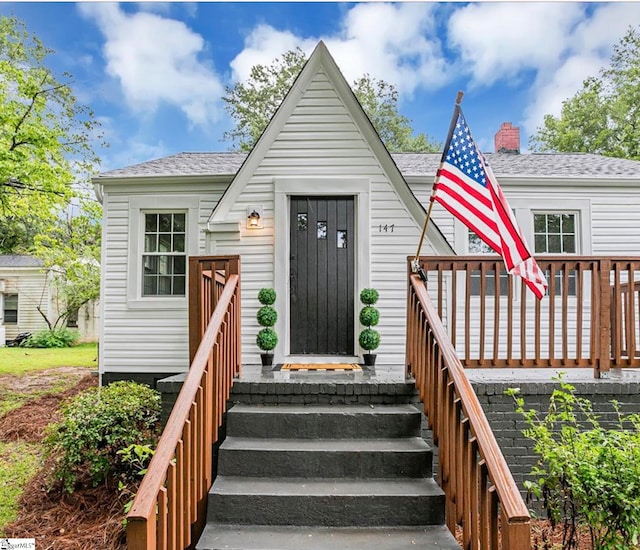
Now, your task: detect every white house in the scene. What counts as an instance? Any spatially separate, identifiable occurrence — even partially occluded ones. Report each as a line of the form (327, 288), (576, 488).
(0, 254), (99, 345)
(93, 41), (640, 387)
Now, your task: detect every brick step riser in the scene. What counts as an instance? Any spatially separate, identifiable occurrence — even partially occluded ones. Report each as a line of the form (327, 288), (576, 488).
(229, 381), (419, 406)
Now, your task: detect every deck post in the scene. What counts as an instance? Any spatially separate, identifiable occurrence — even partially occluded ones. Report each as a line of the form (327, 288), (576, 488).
(188, 257), (202, 364)
(598, 259), (612, 378)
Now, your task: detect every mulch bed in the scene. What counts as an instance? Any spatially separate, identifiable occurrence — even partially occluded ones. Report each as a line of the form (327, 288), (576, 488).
(0, 371), (601, 549)
(1, 373), (129, 549)
(0, 374), (97, 442)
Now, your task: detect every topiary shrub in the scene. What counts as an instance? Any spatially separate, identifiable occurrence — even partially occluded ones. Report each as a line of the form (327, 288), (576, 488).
(257, 327), (278, 352)
(359, 306), (379, 327)
(23, 328), (79, 348)
(359, 288), (379, 306)
(257, 289), (277, 363)
(257, 305), (277, 327)
(257, 288), (276, 306)
(359, 289), (380, 360)
(44, 381), (161, 493)
(359, 328), (381, 351)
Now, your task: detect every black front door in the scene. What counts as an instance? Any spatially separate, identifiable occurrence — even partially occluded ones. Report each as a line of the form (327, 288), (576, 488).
(289, 196), (355, 354)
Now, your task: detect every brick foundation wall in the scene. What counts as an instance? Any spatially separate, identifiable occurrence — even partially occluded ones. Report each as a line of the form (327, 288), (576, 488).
(471, 379), (640, 502)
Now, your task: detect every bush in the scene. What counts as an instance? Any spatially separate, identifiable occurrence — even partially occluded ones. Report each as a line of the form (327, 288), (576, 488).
(44, 381), (161, 493)
(507, 376), (640, 549)
(359, 288), (379, 305)
(359, 288), (380, 353)
(257, 305), (277, 327)
(359, 328), (380, 351)
(256, 327), (278, 352)
(258, 288), (276, 306)
(256, 289), (277, 356)
(23, 328), (79, 348)
(359, 306), (379, 327)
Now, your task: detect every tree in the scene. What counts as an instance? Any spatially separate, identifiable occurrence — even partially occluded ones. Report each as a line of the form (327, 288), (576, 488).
(530, 26), (640, 160)
(32, 196), (101, 330)
(0, 15), (104, 252)
(222, 48), (440, 153)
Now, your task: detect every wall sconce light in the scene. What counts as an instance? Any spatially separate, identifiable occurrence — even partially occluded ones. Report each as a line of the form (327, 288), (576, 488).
(246, 205), (264, 229)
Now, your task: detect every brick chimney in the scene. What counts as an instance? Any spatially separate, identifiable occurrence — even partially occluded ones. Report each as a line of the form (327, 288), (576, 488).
(494, 122), (520, 154)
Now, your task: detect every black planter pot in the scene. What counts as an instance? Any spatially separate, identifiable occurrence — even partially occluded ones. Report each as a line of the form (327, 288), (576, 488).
(260, 353), (274, 367)
(363, 353), (377, 367)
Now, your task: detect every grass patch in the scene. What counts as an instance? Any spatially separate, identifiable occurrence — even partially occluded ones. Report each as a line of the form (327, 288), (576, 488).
(0, 441), (41, 534)
(0, 394), (31, 417)
(0, 342), (97, 375)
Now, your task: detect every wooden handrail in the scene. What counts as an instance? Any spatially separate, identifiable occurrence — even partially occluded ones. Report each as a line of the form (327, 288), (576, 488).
(407, 272), (531, 548)
(127, 256), (241, 550)
(415, 255), (640, 377)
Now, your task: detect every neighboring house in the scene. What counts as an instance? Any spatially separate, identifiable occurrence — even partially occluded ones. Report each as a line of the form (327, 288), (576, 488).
(93, 41), (640, 387)
(0, 254), (99, 345)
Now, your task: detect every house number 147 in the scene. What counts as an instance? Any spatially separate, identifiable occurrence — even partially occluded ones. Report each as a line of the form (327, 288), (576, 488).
(378, 224), (395, 232)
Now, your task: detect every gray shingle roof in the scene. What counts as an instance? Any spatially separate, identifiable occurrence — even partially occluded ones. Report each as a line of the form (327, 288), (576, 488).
(99, 152), (247, 178)
(98, 151), (640, 180)
(0, 255), (44, 268)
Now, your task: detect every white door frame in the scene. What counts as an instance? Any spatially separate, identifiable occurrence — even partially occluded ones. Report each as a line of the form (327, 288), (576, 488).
(273, 176), (371, 364)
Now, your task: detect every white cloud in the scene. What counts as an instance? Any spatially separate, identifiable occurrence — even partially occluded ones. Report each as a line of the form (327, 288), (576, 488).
(446, 2), (640, 145)
(230, 3), (450, 97)
(522, 54), (602, 139)
(79, 3), (223, 128)
(447, 3), (585, 86)
(328, 3), (449, 95)
(229, 25), (318, 83)
(522, 3), (640, 141)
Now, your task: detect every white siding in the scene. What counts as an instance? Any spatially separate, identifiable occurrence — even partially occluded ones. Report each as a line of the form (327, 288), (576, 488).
(99, 182), (227, 375)
(211, 70), (436, 366)
(411, 178), (640, 362)
(0, 268), (51, 339)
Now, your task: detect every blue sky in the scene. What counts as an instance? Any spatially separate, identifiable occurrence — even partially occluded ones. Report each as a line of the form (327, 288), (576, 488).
(5, 2), (640, 173)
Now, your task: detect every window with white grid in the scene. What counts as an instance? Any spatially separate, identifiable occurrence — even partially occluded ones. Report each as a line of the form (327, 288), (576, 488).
(142, 212), (187, 296)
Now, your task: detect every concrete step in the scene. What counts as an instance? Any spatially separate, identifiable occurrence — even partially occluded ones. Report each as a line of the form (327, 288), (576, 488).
(196, 524), (460, 550)
(226, 403), (423, 439)
(208, 476), (445, 527)
(217, 436), (433, 478)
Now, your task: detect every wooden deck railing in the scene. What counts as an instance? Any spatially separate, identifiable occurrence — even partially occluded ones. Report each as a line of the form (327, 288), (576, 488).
(407, 271), (531, 549)
(414, 256), (640, 378)
(126, 256), (241, 550)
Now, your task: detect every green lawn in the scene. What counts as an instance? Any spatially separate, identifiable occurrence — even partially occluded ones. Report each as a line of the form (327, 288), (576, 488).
(0, 343), (99, 534)
(0, 441), (41, 533)
(0, 342), (98, 375)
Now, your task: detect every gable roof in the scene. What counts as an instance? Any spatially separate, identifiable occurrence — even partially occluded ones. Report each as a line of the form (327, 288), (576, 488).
(98, 151), (640, 180)
(200, 41), (454, 254)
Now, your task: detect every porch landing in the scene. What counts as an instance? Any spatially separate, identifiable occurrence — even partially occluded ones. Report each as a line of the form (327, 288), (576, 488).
(238, 363), (640, 384)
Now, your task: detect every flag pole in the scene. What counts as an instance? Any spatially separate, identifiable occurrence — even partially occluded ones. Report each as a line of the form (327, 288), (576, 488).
(412, 91), (464, 280)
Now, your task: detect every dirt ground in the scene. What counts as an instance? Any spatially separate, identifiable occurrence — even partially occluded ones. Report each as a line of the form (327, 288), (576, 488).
(0, 368), (128, 550)
(0, 368), (600, 550)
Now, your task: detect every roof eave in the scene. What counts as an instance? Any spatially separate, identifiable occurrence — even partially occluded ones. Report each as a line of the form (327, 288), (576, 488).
(405, 175), (640, 186)
(93, 174), (235, 186)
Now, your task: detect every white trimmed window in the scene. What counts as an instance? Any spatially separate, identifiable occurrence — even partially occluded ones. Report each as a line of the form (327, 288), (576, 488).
(534, 213), (577, 254)
(534, 212), (578, 296)
(142, 212), (187, 296)
(4, 294), (18, 324)
(127, 196), (199, 308)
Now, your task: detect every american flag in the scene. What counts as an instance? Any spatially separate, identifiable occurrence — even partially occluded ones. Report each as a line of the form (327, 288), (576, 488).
(433, 108), (548, 299)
